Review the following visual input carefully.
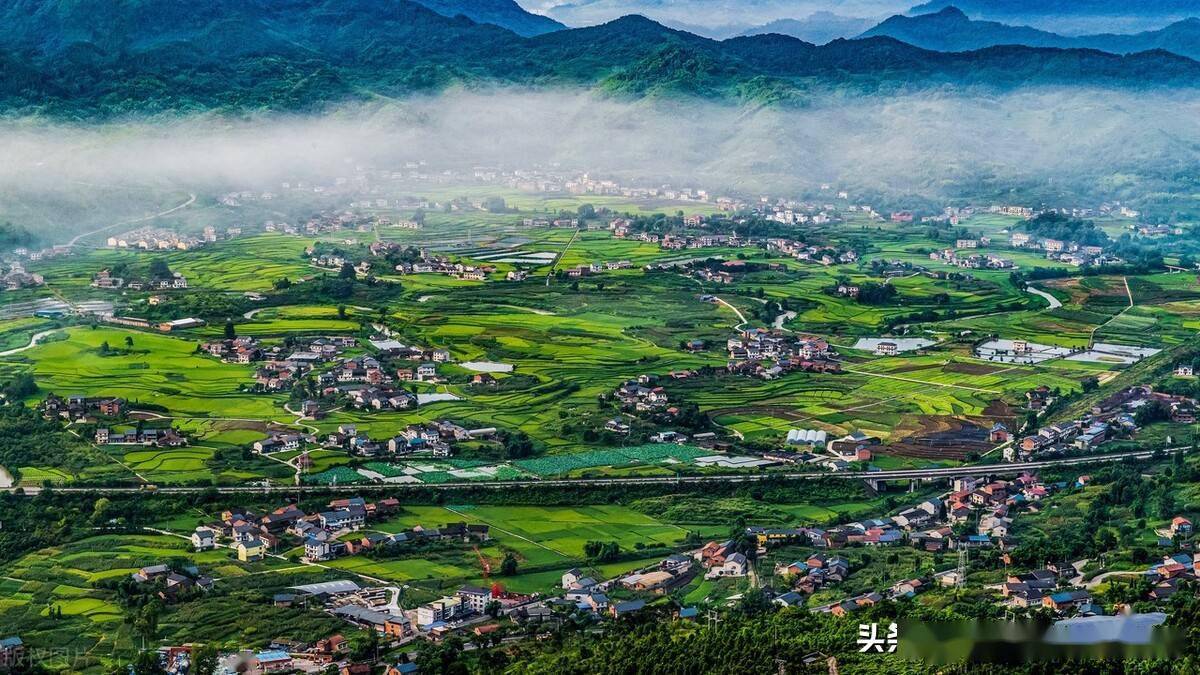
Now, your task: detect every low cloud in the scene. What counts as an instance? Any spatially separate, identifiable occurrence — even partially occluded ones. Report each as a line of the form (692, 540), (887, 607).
(3, 87), (1200, 237)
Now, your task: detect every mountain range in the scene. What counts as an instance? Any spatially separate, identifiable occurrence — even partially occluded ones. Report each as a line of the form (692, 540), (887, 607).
(412, 0), (564, 36)
(4, 0), (1200, 118)
(906, 0), (1200, 33)
(864, 6), (1200, 60)
(738, 12), (877, 44)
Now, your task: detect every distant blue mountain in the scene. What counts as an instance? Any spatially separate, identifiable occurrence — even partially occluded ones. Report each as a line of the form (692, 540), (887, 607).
(865, 7), (1200, 61)
(738, 12), (876, 45)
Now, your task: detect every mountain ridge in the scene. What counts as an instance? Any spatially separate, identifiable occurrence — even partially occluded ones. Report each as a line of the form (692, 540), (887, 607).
(2, 0), (1200, 118)
(866, 6), (1200, 61)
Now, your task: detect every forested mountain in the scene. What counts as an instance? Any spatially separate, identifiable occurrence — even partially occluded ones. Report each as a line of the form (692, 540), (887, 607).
(2, 0), (1200, 118)
(411, 0), (564, 36)
(864, 7), (1200, 61)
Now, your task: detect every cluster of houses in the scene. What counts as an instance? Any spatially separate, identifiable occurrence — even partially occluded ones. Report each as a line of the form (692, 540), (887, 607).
(253, 417), (492, 458)
(264, 210), (374, 236)
(0, 262), (43, 291)
(320, 420), (493, 458)
(91, 268), (188, 291)
(562, 260), (633, 279)
(1007, 233), (1123, 267)
(106, 227), (206, 251)
(40, 393), (126, 422)
(190, 497), (408, 563)
(1001, 566), (1095, 612)
(765, 238), (858, 267)
(128, 563), (214, 600)
(305, 517), (490, 564)
(392, 253), (494, 281)
(726, 328), (839, 379)
(733, 473), (1076, 614)
(928, 247), (1014, 270)
(215, 335), (356, 369)
(774, 552), (852, 598)
(1011, 385), (1196, 461)
(614, 378), (670, 412)
(95, 426), (186, 447)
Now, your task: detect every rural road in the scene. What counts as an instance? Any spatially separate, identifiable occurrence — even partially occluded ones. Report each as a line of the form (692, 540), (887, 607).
(714, 296), (748, 330)
(67, 192), (198, 247)
(1026, 286), (1062, 310)
(0, 329), (59, 356)
(7, 446), (1189, 496)
(1084, 570), (1144, 589)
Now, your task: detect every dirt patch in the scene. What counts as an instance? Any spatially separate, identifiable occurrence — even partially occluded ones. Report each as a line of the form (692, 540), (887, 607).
(886, 416), (996, 460)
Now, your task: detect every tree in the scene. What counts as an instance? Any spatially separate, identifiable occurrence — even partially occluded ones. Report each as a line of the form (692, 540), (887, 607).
(273, 277), (292, 290)
(99, 340), (111, 354)
(500, 552), (519, 576)
(130, 649), (166, 675)
(1, 373), (38, 399)
(339, 262), (356, 279)
(223, 320), (236, 340)
(192, 645), (218, 675)
(124, 335), (134, 349)
(148, 259), (172, 279)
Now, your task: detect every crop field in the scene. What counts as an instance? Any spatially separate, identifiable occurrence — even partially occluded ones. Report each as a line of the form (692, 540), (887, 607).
(10, 326), (282, 418)
(0, 532), (329, 665)
(316, 503), (720, 595)
(4, 189), (1199, 487)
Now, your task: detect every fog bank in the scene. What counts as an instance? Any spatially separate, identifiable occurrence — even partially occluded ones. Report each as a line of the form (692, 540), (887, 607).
(3, 87), (1200, 236)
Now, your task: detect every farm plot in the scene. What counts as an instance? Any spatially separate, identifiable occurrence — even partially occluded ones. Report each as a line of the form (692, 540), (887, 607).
(13, 327), (284, 419)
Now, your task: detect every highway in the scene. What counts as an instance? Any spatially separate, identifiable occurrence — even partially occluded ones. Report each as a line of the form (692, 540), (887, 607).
(5, 446), (1185, 497)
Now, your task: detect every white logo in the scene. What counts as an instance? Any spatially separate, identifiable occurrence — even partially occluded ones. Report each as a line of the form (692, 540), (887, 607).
(857, 622), (898, 653)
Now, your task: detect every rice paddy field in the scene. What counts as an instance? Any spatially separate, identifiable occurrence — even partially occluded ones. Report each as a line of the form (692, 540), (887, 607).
(0, 532), (307, 668)
(323, 503), (723, 595)
(4, 189), (1197, 484)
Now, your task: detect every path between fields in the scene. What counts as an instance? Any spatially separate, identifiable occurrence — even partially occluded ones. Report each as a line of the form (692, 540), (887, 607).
(442, 506), (571, 559)
(1087, 276), (1135, 347)
(546, 228), (580, 286)
(838, 366), (1001, 394)
(713, 296), (748, 330)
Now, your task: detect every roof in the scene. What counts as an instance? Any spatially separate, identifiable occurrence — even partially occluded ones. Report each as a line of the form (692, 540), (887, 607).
(289, 580), (361, 595)
(333, 604), (394, 626)
(256, 650), (292, 663)
(678, 606), (699, 618)
(613, 599), (646, 613)
(0, 637), (22, 648)
(1045, 613), (1166, 645)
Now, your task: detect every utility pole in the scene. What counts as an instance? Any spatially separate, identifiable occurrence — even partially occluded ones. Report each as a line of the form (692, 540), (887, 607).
(957, 547), (968, 587)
